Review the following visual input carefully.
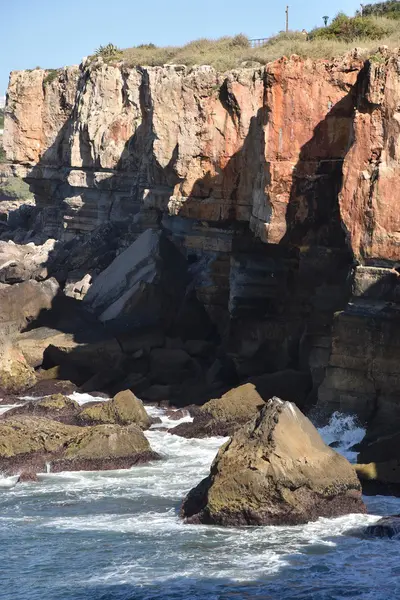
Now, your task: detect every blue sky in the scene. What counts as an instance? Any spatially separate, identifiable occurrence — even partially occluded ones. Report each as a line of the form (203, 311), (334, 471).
(2, 0), (364, 94)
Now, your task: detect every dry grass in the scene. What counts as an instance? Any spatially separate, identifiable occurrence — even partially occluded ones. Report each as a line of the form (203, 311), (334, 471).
(121, 18), (400, 71)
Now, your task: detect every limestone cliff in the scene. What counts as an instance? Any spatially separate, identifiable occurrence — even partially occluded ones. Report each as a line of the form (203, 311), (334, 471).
(3, 51), (400, 415)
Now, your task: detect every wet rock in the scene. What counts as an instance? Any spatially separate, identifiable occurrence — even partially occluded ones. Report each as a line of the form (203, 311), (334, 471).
(77, 389), (152, 429)
(51, 423), (160, 472)
(170, 382), (265, 438)
(181, 397), (366, 525)
(355, 430), (400, 496)
(366, 516), (400, 538)
(3, 394), (80, 424)
(0, 415), (159, 475)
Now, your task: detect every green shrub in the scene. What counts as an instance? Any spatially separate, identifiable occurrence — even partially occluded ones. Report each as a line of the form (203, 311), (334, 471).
(43, 69), (59, 86)
(361, 0), (400, 18)
(0, 146), (6, 164)
(94, 43), (123, 62)
(0, 177), (33, 200)
(309, 13), (394, 41)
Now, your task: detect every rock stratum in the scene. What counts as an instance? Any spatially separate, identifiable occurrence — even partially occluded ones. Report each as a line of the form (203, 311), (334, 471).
(1, 50), (400, 422)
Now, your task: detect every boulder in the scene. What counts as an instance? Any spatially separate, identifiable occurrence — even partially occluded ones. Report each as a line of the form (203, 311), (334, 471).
(51, 423), (160, 472)
(77, 390), (152, 429)
(171, 382), (265, 438)
(0, 346), (36, 394)
(84, 229), (188, 333)
(3, 394), (80, 424)
(366, 516), (400, 538)
(0, 415), (159, 475)
(181, 398), (366, 525)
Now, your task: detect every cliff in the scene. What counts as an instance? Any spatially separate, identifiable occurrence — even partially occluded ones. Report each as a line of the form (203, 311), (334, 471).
(2, 50), (400, 418)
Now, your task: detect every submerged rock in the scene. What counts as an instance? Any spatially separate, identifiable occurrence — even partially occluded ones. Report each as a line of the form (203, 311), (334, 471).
(77, 389), (152, 429)
(181, 398), (365, 526)
(366, 516), (400, 538)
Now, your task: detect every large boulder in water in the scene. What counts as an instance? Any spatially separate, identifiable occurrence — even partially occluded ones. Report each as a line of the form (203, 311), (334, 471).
(77, 390), (152, 429)
(84, 228), (188, 333)
(0, 415), (159, 476)
(51, 423), (159, 472)
(181, 398), (366, 525)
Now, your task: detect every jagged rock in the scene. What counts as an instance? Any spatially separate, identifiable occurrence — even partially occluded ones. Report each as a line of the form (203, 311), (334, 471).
(366, 516), (400, 538)
(0, 415), (159, 475)
(3, 394), (80, 423)
(0, 239), (56, 283)
(181, 398), (366, 525)
(77, 390), (152, 429)
(84, 229), (188, 333)
(64, 273), (92, 300)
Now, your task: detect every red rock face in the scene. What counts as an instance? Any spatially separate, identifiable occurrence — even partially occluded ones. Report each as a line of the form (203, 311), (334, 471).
(3, 53), (400, 399)
(339, 59), (400, 262)
(4, 53), (399, 265)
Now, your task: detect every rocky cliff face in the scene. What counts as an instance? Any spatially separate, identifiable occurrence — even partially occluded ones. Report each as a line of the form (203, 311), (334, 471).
(3, 51), (400, 415)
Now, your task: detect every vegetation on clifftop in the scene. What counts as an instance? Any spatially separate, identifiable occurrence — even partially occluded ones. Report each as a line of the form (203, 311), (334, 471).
(118, 4), (400, 70)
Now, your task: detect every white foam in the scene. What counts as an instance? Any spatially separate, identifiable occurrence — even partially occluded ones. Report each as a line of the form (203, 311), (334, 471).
(68, 392), (110, 405)
(318, 411), (365, 462)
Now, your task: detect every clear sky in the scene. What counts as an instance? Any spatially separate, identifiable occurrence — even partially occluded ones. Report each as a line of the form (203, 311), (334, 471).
(2, 0), (364, 94)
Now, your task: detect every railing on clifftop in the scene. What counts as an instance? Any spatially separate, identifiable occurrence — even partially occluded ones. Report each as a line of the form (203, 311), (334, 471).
(249, 38), (269, 48)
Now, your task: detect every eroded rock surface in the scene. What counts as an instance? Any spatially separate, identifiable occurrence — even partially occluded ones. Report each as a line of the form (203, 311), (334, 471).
(181, 398), (365, 525)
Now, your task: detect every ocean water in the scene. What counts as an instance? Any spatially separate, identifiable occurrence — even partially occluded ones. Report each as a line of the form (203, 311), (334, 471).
(0, 397), (399, 600)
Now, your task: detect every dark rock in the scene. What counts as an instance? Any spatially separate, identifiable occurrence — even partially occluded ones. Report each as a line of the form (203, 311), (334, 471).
(366, 516), (400, 538)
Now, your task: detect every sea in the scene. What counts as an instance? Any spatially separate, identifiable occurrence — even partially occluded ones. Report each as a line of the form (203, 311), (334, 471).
(0, 394), (398, 600)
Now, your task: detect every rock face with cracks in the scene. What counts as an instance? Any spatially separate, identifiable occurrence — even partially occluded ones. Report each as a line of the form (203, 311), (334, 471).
(181, 398), (365, 525)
